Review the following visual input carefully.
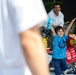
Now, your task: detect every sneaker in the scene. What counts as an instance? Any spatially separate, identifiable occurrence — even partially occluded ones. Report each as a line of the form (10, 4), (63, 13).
(63, 69), (72, 75)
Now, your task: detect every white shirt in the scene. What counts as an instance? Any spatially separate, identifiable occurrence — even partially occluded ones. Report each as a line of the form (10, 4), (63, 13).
(0, 0), (47, 75)
(48, 9), (64, 27)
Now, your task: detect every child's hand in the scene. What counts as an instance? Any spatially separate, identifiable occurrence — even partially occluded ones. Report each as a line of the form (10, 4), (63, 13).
(71, 18), (76, 22)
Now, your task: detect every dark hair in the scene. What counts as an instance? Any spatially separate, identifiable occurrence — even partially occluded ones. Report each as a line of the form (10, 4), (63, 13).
(53, 3), (61, 8)
(54, 26), (64, 34)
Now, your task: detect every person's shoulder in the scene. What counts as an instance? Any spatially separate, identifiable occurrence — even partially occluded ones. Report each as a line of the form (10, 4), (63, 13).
(59, 11), (64, 17)
(48, 9), (54, 16)
(53, 34), (59, 42)
(63, 33), (67, 36)
(63, 34), (68, 39)
(53, 34), (58, 38)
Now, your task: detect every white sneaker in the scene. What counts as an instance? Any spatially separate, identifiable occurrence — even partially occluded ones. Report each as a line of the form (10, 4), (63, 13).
(63, 69), (72, 75)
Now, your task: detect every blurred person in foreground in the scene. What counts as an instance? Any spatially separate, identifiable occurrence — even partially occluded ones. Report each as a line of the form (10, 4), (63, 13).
(0, 0), (49, 75)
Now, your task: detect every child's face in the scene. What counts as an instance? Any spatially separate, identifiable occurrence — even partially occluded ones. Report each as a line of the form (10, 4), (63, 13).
(57, 29), (64, 37)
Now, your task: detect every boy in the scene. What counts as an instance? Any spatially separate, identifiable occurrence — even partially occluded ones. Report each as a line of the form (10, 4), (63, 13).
(51, 18), (76, 75)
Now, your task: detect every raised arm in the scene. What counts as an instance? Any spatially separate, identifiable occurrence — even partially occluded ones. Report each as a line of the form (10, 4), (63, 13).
(65, 18), (76, 35)
(51, 26), (56, 36)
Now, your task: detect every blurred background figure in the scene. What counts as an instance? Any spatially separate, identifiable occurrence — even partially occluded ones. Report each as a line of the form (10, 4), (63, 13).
(48, 3), (64, 28)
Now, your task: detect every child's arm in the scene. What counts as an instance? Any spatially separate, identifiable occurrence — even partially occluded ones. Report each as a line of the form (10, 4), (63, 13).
(51, 26), (56, 36)
(65, 18), (76, 35)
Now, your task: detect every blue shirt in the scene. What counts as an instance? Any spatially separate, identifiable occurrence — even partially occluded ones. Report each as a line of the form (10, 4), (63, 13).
(52, 34), (68, 59)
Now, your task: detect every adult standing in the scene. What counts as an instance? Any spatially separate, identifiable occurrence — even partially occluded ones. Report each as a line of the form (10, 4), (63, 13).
(0, 0), (49, 75)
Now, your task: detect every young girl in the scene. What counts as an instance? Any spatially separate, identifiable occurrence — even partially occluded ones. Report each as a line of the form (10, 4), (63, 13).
(51, 18), (76, 75)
